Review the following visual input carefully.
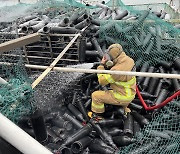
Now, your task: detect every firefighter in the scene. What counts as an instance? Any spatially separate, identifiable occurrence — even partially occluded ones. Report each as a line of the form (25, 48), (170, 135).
(89, 43), (136, 119)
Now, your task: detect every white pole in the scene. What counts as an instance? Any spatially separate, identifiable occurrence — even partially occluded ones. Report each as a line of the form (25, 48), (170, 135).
(0, 113), (53, 154)
(23, 64), (180, 79)
(0, 62), (179, 79)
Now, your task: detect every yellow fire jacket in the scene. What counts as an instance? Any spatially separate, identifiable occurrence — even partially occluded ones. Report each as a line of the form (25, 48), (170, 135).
(97, 52), (136, 102)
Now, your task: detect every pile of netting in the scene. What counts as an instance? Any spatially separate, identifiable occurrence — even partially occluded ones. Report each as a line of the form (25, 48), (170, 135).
(0, 48), (34, 123)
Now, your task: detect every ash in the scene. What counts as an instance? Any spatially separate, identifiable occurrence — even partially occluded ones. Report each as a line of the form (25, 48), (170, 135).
(30, 71), (83, 111)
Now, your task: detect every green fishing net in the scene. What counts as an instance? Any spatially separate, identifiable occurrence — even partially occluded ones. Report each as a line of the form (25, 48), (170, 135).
(98, 0), (180, 153)
(0, 1), (179, 153)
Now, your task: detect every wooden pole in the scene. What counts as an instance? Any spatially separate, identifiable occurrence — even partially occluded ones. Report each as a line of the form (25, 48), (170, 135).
(0, 33), (41, 53)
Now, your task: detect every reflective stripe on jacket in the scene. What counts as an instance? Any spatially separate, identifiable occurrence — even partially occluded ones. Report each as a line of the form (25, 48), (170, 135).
(97, 74), (136, 101)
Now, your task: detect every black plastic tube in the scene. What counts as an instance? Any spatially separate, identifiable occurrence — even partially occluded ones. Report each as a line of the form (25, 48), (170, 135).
(98, 119), (123, 127)
(114, 107), (127, 119)
(144, 40), (153, 54)
(128, 102), (144, 111)
(112, 135), (136, 147)
(21, 26), (28, 33)
(47, 127), (61, 143)
(90, 17), (100, 26)
(51, 126), (65, 137)
(59, 146), (72, 154)
(75, 13), (89, 24)
(85, 50), (99, 57)
(152, 11), (162, 17)
(173, 57), (180, 70)
(158, 61), (172, 70)
(71, 136), (92, 153)
(75, 19), (90, 30)
(76, 99), (89, 122)
(141, 66), (155, 90)
(137, 62), (149, 84)
(78, 37), (86, 63)
(160, 12), (166, 19)
(154, 79), (163, 96)
(90, 37), (104, 58)
(162, 78), (172, 89)
(123, 113), (134, 137)
(99, 8), (108, 19)
(90, 120), (117, 149)
(133, 121), (141, 135)
(58, 17), (70, 27)
(140, 92), (156, 100)
(155, 89), (169, 106)
(114, 10), (128, 20)
(147, 75), (160, 95)
(84, 99), (92, 109)
(131, 111), (149, 127)
(81, 73), (97, 82)
(46, 143), (60, 151)
(86, 42), (94, 50)
(107, 127), (124, 137)
(63, 124), (92, 146)
(22, 128), (35, 138)
(28, 21), (46, 33)
(67, 103), (84, 122)
(63, 113), (83, 129)
(30, 109), (47, 143)
(171, 69), (180, 92)
(69, 12), (80, 23)
(43, 27), (79, 34)
(89, 140), (115, 154)
(51, 117), (73, 131)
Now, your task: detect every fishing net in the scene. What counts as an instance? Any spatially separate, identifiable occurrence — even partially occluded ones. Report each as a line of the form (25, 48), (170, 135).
(0, 39), (34, 123)
(127, 3), (179, 19)
(118, 100), (180, 154)
(0, 0), (179, 153)
(99, 0), (180, 153)
(100, 0), (180, 67)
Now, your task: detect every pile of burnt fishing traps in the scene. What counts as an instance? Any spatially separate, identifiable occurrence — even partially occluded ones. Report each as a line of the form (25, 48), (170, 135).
(16, 55), (180, 154)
